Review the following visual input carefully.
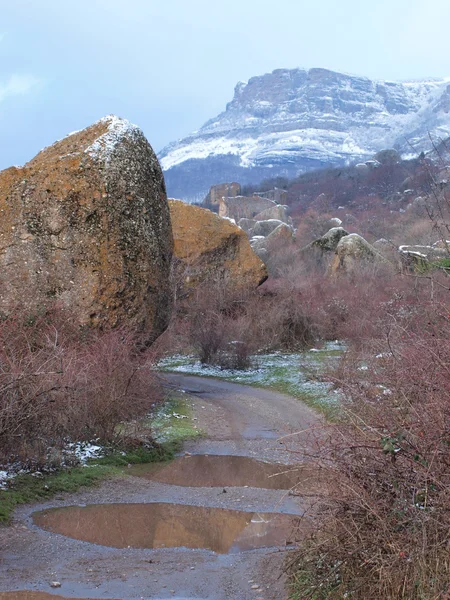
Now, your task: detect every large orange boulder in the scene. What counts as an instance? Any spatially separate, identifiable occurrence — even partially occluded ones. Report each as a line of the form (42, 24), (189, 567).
(168, 200), (267, 289)
(0, 116), (173, 340)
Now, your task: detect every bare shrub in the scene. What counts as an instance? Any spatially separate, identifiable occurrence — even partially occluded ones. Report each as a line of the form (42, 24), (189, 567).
(0, 307), (162, 467)
(289, 287), (450, 599)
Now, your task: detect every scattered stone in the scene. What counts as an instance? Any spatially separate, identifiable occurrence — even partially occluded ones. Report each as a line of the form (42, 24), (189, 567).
(50, 582), (61, 588)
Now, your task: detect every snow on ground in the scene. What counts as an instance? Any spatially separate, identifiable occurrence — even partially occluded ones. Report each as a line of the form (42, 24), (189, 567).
(65, 441), (104, 463)
(0, 440), (106, 489)
(157, 341), (345, 413)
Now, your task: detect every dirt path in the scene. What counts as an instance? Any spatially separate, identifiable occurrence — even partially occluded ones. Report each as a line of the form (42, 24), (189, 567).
(0, 374), (323, 600)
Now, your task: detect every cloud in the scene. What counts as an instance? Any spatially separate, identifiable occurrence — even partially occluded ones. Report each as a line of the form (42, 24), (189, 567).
(0, 74), (40, 104)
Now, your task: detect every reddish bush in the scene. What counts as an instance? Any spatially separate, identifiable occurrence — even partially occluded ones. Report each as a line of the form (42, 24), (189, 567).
(0, 307), (162, 466)
(289, 285), (450, 599)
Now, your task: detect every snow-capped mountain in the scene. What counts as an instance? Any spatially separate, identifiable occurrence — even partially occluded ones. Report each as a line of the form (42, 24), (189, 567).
(158, 68), (450, 202)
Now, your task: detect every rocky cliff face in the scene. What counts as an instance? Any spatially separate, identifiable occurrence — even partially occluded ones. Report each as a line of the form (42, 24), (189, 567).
(159, 68), (450, 202)
(0, 116), (173, 341)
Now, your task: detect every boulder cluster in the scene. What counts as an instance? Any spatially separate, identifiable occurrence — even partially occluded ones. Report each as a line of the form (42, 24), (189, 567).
(0, 118), (267, 341)
(208, 183), (295, 261)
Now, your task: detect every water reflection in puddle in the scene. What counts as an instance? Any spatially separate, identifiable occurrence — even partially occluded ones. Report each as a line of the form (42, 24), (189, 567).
(129, 455), (301, 490)
(33, 503), (302, 553)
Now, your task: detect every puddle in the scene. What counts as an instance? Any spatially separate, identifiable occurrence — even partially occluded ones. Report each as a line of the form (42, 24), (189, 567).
(33, 503), (302, 553)
(129, 455), (301, 489)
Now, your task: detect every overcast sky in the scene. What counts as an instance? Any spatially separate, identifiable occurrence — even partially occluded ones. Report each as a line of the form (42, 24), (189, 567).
(1, 0), (450, 169)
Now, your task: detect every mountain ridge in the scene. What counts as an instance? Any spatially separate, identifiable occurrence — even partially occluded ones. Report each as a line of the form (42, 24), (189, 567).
(159, 67), (450, 202)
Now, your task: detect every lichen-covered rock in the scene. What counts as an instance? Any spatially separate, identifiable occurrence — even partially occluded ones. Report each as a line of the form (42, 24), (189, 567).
(219, 195), (275, 221)
(0, 115), (173, 340)
(398, 244), (449, 270)
(253, 204), (290, 223)
(331, 233), (392, 275)
(299, 227), (349, 259)
(311, 227), (349, 252)
(169, 199), (267, 288)
(252, 219), (285, 237)
(237, 218), (257, 233)
(204, 182), (241, 205)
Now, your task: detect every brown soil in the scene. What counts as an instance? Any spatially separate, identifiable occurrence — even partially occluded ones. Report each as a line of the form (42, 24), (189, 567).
(0, 374), (323, 600)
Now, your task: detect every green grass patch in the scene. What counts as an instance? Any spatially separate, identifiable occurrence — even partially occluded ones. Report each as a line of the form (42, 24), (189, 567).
(436, 257), (450, 269)
(158, 345), (343, 420)
(152, 392), (204, 443)
(0, 443), (178, 525)
(0, 464), (115, 525)
(0, 391), (201, 525)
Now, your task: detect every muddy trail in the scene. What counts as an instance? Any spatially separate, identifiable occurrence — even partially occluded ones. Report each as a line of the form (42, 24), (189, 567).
(0, 374), (324, 600)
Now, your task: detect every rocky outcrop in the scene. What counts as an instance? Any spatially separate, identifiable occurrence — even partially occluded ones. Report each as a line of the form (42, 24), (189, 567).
(254, 188), (288, 204)
(399, 244), (449, 261)
(331, 233), (393, 275)
(398, 244), (450, 270)
(204, 182), (241, 206)
(159, 67), (450, 201)
(169, 199), (267, 289)
(219, 195), (276, 221)
(252, 219), (285, 237)
(253, 203), (291, 224)
(310, 227), (349, 253)
(250, 222), (295, 259)
(0, 116), (173, 340)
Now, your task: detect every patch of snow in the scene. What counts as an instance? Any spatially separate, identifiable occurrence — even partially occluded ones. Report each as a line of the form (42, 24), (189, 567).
(84, 115), (141, 164)
(0, 470), (13, 489)
(65, 441), (104, 464)
(171, 413), (187, 419)
(157, 341), (345, 410)
(219, 215), (236, 225)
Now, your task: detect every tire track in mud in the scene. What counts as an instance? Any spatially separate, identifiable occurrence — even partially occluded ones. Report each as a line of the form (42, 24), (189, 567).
(0, 374), (323, 600)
